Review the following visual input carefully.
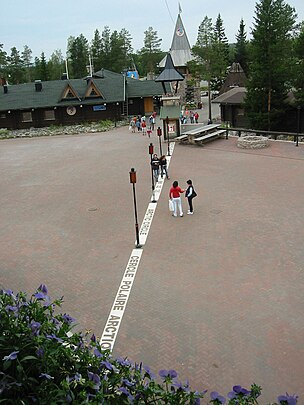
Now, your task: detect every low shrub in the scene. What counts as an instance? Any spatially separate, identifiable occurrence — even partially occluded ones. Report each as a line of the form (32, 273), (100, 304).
(0, 286), (298, 404)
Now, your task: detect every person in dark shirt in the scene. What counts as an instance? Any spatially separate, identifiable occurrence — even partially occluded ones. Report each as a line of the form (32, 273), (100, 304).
(185, 179), (197, 214)
(159, 155), (169, 179)
(151, 154), (159, 182)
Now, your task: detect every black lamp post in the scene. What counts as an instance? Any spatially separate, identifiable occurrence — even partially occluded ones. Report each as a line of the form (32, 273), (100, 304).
(149, 143), (157, 203)
(296, 105), (301, 147)
(166, 116), (170, 156)
(157, 126), (163, 156)
(129, 168), (141, 248)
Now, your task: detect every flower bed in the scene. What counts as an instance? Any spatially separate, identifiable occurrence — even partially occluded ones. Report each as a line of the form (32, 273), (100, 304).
(0, 286), (298, 404)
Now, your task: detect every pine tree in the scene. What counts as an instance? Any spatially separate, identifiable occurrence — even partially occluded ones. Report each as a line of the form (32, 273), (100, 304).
(47, 50), (65, 80)
(67, 34), (89, 78)
(244, 0), (297, 130)
(191, 16), (217, 122)
(91, 29), (103, 71)
(293, 23), (304, 106)
(22, 45), (33, 82)
(140, 27), (163, 76)
(0, 44), (8, 78)
(7, 47), (24, 84)
(235, 18), (249, 75)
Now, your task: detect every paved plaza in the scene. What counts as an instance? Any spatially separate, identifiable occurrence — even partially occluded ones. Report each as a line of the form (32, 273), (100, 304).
(1, 126), (303, 403)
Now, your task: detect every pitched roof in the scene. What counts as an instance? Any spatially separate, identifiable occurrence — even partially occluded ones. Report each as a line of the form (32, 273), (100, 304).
(0, 71), (166, 112)
(155, 53), (184, 82)
(219, 63), (247, 95)
(212, 87), (247, 105)
(159, 14), (193, 68)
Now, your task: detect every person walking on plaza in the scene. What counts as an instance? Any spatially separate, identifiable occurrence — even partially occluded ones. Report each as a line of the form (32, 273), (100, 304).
(169, 180), (184, 217)
(141, 120), (147, 135)
(194, 111), (199, 124)
(159, 155), (169, 179)
(151, 154), (160, 182)
(185, 179), (197, 215)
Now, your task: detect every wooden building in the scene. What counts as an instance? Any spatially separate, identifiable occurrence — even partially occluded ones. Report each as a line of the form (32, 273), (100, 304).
(0, 69), (165, 129)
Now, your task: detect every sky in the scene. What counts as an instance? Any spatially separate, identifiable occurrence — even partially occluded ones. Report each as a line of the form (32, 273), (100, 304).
(2, 0), (304, 60)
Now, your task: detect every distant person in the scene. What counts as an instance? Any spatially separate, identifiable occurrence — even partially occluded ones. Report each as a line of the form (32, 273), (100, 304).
(159, 155), (169, 179)
(194, 112), (199, 124)
(141, 120), (147, 135)
(129, 119), (136, 133)
(136, 119), (141, 131)
(190, 111), (194, 124)
(151, 154), (159, 182)
(169, 180), (184, 217)
(208, 118), (213, 125)
(185, 179), (197, 215)
(147, 128), (152, 138)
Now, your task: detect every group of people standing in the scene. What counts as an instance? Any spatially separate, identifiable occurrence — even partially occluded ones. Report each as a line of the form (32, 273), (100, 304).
(151, 154), (169, 182)
(169, 179), (197, 217)
(129, 112), (156, 137)
(180, 110), (199, 124)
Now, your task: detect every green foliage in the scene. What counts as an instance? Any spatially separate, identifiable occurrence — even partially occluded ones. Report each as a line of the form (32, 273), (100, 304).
(244, 0), (297, 130)
(0, 286), (205, 404)
(293, 23), (304, 106)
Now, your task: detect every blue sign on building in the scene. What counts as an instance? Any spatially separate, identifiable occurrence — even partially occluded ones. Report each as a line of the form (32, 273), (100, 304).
(93, 105), (106, 111)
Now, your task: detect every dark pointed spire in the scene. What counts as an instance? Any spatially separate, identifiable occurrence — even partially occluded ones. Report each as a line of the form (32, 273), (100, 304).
(155, 53), (184, 93)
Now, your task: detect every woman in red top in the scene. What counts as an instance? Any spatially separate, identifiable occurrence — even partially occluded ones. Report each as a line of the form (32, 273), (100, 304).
(169, 180), (184, 217)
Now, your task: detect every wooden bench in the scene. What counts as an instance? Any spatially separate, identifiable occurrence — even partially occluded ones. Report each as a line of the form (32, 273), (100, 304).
(174, 134), (188, 142)
(183, 124), (220, 136)
(194, 129), (226, 145)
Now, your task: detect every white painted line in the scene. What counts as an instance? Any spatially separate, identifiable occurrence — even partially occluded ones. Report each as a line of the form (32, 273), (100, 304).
(100, 141), (175, 351)
(100, 248), (143, 351)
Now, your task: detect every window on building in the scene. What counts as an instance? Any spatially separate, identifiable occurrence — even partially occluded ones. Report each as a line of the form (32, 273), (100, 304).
(237, 108), (244, 116)
(21, 112), (32, 122)
(0, 113), (6, 119)
(44, 110), (55, 121)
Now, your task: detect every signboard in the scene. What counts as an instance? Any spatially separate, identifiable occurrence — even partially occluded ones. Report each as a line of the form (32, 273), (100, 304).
(93, 105), (106, 111)
(168, 124), (175, 133)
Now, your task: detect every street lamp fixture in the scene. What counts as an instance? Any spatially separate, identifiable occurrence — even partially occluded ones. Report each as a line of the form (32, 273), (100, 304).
(149, 143), (157, 203)
(166, 116), (170, 156)
(157, 126), (163, 156)
(129, 168), (142, 248)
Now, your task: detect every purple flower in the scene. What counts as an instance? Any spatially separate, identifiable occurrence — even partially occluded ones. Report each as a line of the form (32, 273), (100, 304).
(46, 333), (63, 343)
(38, 284), (48, 295)
(39, 373), (54, 380)
(36, 347), (44, 358)
(159, 369), (178, 379)
(210, 391), (226, 404)
(143, 365), (156, 379)
(30, 320), (41, 336)
(119, 386), (134, 401)
(5, 305), (18, 313)
(278, 393), (298, 405)
(3, 289), (15, 299)
(232, 385), (251, 396)
(88, 371), (100, 384)
(94, 348), (102, 358)
(63, 313), (75, 324)
(88, 371), (101, 390)
(122, 378), (135, 388)
(90, 333), (96, 343)
(117, 357), (131, 367)
(100, 360), (113, 371)
(3, 351), (19, 361)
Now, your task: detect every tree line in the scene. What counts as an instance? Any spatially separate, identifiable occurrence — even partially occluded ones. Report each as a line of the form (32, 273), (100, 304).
(0, 26), (165, 84)
(0, 0), (303, 131)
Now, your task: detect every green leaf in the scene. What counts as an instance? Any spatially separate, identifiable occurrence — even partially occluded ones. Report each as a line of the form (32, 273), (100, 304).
(20, 355), (38, 362)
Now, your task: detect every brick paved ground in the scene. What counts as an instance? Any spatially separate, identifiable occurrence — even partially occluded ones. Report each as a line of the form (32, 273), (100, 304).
(1, 128), (303, 403)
